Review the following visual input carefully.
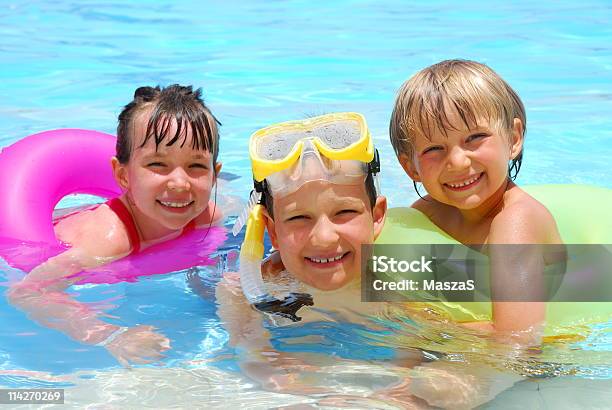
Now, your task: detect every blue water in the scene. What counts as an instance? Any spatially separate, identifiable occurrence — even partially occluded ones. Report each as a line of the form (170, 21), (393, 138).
(1, 1), (611, 200)
(1, 0), (611, 407)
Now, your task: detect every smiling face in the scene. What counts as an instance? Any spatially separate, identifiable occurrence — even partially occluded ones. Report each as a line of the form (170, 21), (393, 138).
(401, 109), (523, 211)
(264, 181), (386, 291)
(112, 110), (220, 241)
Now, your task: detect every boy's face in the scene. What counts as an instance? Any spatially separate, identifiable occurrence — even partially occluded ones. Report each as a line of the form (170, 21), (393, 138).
(112, 111), (221, 240)
(400, 110), (523, 211)
(264, 181), (386, 291)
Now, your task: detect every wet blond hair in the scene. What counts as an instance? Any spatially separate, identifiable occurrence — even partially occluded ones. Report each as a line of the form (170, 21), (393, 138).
(389, 59), (526, 179)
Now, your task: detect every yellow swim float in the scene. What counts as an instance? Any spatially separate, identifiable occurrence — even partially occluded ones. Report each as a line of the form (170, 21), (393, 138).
(376, 184), (612, 338)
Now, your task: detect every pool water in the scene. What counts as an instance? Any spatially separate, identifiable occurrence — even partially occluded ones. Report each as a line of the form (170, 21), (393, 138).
(1, 1), (611, 408)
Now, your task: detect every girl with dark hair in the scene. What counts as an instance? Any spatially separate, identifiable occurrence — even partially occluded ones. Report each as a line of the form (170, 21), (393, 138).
(8, 84), (222, 366)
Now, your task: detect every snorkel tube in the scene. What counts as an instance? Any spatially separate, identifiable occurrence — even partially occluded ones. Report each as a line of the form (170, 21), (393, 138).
(238, 204), (267, 303)
(238, 199), (314, 322)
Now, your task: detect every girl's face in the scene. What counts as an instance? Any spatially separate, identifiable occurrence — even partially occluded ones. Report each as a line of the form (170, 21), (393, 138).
(112, 113), (220, 241)
(265, 181), (386, 291)
(401, 111), (523, 211)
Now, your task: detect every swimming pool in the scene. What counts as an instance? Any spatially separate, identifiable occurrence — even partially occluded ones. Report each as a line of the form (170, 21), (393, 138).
(1, 0), (611, 407)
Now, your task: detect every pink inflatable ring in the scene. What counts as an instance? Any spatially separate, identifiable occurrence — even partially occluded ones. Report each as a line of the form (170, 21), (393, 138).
(0, 129), (225, 284)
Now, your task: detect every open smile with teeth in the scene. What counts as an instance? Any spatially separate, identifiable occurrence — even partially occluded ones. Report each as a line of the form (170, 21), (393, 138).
(306, 252), (348, 264)
(157, 200), (194, 208)
(444, 172), (484, 190)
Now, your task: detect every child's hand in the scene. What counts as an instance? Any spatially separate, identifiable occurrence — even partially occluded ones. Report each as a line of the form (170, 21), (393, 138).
(186, 268), (214, 299)
(368, 377), (431, 409)
(409, 364), (481, 409)
(261, 251), (284, 277)
(318, 394), (427, 409)
(105, 325), (170, 367)
(408, 361), (522, 409)
(242, 352), (327, 395)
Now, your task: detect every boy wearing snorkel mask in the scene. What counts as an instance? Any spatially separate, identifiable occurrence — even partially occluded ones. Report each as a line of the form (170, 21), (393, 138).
(238, 113), (386, 303)
(215, 113), (519, 408)
(216, 113), (426, 401)
(8, 85), (223, 367)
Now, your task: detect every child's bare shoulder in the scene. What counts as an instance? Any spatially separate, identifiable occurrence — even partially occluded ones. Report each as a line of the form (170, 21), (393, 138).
(412, 196), (458, 229)
(490, 187), (561, 244)
(412, 196), (454, 218)
(54, 204), (132, 257)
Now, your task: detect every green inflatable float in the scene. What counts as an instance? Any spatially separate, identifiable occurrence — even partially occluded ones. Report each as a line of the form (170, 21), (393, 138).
(376, 184), (612, 338)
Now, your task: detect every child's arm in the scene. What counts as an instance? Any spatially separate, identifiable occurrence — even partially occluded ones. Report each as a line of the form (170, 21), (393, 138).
(477, 200), (560, 342)
(215, 273), (331, 394)
(407, 359), (524, 408)
(7, 220), (170, 366)
(216, 274), (295, 390)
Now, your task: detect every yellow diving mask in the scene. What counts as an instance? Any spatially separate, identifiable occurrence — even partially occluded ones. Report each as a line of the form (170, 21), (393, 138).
(250, 111), (374, 184)
(234, 112), (380, 322)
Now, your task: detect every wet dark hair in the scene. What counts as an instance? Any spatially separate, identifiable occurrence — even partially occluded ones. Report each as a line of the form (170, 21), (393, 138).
(261, 172), (378, 220)
(116, 84), (220, 171)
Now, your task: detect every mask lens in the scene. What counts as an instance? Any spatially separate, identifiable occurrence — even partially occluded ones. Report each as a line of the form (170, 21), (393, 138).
(312, 119), (362, 150)
(254, 118), (363, 161)
(255, 130), (311, 160)
(266, 140), (367, 198)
